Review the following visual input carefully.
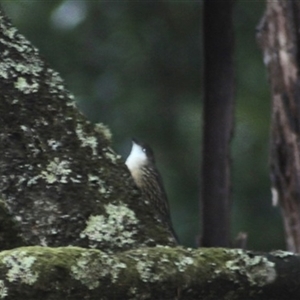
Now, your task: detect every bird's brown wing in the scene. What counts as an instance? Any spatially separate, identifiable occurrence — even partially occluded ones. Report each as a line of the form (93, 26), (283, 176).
(140, 165), (179, 243)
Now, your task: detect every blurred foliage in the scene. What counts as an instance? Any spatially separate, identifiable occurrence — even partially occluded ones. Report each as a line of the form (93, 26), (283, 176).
(2, 0), (285, 250)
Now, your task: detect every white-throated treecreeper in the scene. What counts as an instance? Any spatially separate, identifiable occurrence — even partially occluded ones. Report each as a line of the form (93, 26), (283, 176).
(126, 138), (178, 243)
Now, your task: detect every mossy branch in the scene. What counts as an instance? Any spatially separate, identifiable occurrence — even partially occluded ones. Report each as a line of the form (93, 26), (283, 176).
(0, 246), (298, 300)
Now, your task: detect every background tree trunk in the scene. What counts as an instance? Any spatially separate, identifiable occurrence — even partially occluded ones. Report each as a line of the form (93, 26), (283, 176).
(257, 0), (300, 252)
(201, 0), (235, 247)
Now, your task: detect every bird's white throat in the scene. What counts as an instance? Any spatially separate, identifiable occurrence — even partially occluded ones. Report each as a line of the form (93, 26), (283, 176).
(125, 142), (147, 172)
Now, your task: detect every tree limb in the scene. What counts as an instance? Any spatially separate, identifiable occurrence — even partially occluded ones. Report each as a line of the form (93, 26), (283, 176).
(0, 246), (298, 300)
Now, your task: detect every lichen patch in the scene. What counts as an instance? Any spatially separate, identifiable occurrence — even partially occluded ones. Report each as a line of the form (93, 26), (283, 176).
(94, 123), (112, 143)
(76, 124), (98, 156)
(41, 157), (72, 184)
(47, 139), (62, 151)
(0, 280), (7, 299)
(270, 250), (294, 258)
(174, 256), (194, 272)
(2, 251), (38, 285)
(14, 76), (39, 94)
(225, 250), (277, 286)
(103, 147), (121, 164)
(70, 251), (127, 289)
(80, 203), (139, 248)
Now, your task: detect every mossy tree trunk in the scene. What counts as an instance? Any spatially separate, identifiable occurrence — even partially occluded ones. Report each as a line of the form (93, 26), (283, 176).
(0, 7), (175, 253)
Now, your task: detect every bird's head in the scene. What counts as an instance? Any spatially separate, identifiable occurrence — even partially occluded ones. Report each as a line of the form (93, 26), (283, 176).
(125, 138), (155, 171)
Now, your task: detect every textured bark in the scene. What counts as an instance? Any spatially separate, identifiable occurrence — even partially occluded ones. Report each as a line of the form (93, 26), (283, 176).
(0, 8), (175, 252)
(201, 0), (234, 247)
(0, 246), (298, 300)
(257, 1), (300, 252)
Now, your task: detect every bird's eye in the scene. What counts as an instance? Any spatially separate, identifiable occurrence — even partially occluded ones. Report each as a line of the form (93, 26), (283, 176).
(142, 147), (146, 153)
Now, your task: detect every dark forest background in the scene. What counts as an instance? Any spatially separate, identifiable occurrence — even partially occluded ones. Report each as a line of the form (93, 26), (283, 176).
(2, 1), (284, 251)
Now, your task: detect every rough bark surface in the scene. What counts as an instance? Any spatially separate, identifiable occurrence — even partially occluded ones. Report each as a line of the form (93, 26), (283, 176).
(0, 246), (298, 300)
(0, 8), (175, 253)
(201, 0), (234, 247)
(257, 0), (300, 252)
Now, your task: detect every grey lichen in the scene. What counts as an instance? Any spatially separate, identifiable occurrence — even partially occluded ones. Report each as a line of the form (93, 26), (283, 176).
(71, 252), (102, 289)
(136, 253), (176, 282)
(41, 157), (72, 184)
(66, 98), (77, 108)
(270, 250), (295, 258)
(225, 249), (277, 286)
(80, 203), (139, 248)
(70, 251), (127, 289)
(2, 250), (38, 285)
(131, 247), (195, 284)
(94, 123), (112, 143)
(0, 56), (43, 79)
(0, 280), (7, 299)
(47, 139), (62, 151)
(76, 123), (98, 156)
(103, 147), (121, 164)
(0, 13), (74, 102)
(27, 157), (73, 186)
(136, 259), (157, 282)
(2, 24), (16, 39)
(0, 17), (44, 81)
(45, 68), (65, 94)
(14, 77), (39, 94)
(174, 255), (194, 272)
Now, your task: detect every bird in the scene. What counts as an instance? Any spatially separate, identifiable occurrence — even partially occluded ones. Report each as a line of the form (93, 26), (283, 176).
(125, 138), (178, 243)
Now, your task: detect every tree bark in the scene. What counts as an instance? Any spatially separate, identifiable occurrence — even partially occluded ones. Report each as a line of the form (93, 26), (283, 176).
(0, 7), (175, 252)
(201, 0), (235, 247)
(257, 0), (300, 252)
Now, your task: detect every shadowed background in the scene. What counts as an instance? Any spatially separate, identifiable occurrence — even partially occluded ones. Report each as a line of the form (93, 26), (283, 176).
(2, 1), (285, 250)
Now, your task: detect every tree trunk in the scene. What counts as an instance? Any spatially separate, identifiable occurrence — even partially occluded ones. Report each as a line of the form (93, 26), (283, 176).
(257, 0), (300, 252)
(201, 0), (235, 247)
(0, 6), (175, 253)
